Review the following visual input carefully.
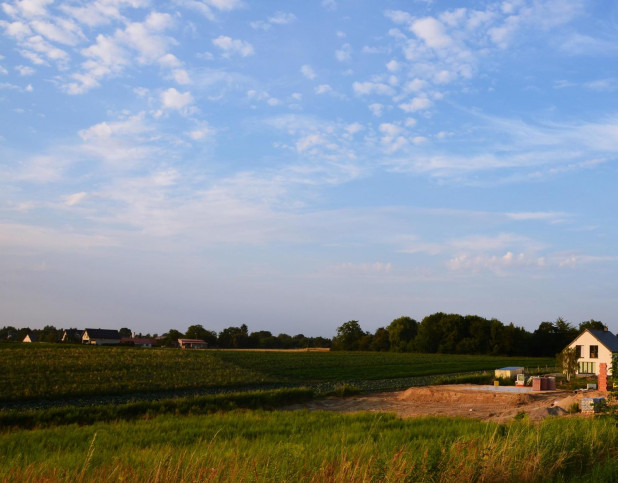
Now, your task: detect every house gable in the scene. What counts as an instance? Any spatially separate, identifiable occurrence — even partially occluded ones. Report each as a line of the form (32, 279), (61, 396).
(567, 329), (617, 376)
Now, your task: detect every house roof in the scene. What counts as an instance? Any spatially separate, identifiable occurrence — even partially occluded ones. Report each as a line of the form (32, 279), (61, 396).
(587, 329), (618, 352)
(178, 338), (207, 344)
(84, 328), (121, 339)
(63, 329), (83, 338)
(121, 337), (158, 345)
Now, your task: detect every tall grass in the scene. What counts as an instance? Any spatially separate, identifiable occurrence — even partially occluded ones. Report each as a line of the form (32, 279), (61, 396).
(0, 388), (313, 430)
(0, 410), (616, 482)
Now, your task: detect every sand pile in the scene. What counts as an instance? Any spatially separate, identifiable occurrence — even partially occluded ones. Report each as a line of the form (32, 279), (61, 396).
(398, 385), (534, 407)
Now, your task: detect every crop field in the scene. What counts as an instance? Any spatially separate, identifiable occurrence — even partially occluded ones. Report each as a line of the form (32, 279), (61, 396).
(212, 350), (555, 381)
(1, 410), (617, 482)
(0, 345), (272, 402)
(0, 344), (555, 403)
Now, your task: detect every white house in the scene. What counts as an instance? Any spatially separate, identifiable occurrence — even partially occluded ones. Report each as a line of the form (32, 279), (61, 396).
(566, 328), (618, 376)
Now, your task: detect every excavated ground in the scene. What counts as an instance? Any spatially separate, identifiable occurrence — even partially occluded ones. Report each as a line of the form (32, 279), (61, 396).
(285, 385), (613, 422)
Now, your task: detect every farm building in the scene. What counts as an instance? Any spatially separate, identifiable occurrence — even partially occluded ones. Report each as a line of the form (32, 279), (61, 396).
(494, 367), (524, 379)
(82, 328), (121, 345)
(120, 337), (158, 347)
(178, 338), (208, 349)
(566, 328), (618, 376)
(22, 333), (38, 343)
(61, 329), (83, 343)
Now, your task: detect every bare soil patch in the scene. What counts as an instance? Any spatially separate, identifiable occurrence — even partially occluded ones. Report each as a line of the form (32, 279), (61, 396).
(286, 385), (612, 422)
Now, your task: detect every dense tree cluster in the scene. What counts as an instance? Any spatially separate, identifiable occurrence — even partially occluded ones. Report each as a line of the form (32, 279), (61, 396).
(331, 315), (607, 358)
(0, 315), (607, 357)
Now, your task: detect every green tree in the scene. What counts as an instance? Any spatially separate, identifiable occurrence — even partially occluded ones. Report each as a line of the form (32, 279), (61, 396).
(160, 329), (183, 346)
(371, 327), (390, 352)
(218, 325), (250, 348)
(578, 320), (606, 332)
(332, 320), (366, 351)
(119, 327), (132, 338)
(185, 324), (218, 346)
(557, 347), (578, 382)
(387, 316), (417, 352)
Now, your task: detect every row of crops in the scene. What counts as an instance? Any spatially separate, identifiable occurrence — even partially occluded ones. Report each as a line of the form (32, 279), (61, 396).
(0, 344), (555, 404)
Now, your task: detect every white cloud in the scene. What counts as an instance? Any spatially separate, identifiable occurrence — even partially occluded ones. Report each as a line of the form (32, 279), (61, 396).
(315, 84), (332, 95)
(15, 64), (34, 75)
(268, 12), (296, 25)
(0, 223), (117, 252)
(172, 69), (191, 85)
(188, 126), (213, 140)
(212, 35), (254, 57)
(64, 192), (87, 206)
(352, 81), (394, 96)
(335, 43), (351, 62)
(3, 0), (53, 19)
(447, 252), (544, 273)
(161, 88), (194, 110)
(300, 64), (316, 80)
(333, 262), (393, 274)
(368, 103), (384, 116)
(399, 96), (432, 112)
(182, 0), (244, 21)
(296, 133), (326, 153)
(384, 10), (413, 25)
(386, 60), (400, 72)
(410, 17), (452, 49)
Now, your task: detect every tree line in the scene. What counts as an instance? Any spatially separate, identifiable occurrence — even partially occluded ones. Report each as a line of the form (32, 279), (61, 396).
(331, 314), (606, 357)
(0, 323), (331, 350)
(0, 314), (606, 356)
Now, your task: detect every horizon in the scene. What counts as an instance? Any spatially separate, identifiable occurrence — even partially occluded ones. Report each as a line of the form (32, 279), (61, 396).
(2, 1), (618, 337)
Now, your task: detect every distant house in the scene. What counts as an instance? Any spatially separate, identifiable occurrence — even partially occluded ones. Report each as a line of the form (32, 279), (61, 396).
(82, 328), (121, 345)
(178, 338), (208, 349)
(120, 337), (158, 348)
(62, 329), (83, 343)
(22, 333), (38, 343)
(567, 328), (618, 376)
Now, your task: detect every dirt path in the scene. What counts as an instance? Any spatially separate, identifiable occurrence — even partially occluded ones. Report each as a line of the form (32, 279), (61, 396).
(285, 385), (610, 422)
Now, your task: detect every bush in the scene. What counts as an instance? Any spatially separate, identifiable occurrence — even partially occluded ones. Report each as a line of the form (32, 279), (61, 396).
(328, 384), (360, 397)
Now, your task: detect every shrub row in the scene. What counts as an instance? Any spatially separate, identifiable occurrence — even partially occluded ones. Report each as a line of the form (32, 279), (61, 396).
(0, 387), (313, 430)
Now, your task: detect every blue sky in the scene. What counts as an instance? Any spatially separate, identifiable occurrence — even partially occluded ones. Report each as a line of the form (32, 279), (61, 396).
(1, 0), (617, 336)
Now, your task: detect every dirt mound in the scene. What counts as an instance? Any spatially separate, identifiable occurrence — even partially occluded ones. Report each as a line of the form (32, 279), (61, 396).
(398, 385), (533, 408)
(286, 385), (583, 422)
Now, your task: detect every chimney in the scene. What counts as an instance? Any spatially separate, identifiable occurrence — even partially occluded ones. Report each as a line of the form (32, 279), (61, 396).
(604, 326), (608, 331)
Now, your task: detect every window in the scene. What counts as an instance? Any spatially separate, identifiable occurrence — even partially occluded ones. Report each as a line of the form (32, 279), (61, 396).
(579, 361), (596, 374)
(590, 345), (598, 358)
(575, 345), (582, 358)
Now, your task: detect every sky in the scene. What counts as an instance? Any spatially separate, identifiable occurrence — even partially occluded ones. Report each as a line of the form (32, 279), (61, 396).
(1, 0), (618, 337)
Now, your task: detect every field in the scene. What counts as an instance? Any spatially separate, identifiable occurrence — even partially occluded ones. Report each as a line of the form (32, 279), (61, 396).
(0, 344), (555, 404)
(4, 345), (610, 482)
(1, 410), (617, 482)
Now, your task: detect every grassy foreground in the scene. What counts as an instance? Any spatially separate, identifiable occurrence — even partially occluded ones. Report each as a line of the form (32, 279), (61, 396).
(0, 344), (554, 402)
(1, 410), (616, 482)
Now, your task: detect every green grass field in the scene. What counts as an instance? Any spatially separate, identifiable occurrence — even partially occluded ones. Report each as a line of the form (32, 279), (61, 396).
(1, 410), (616, 482)
(1, 344), (614, 482)
(0, 344), (555, 402)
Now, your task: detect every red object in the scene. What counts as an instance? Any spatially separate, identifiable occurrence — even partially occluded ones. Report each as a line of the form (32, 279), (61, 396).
(532, 377), (542, 391)
(599, 363), (609, 392)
